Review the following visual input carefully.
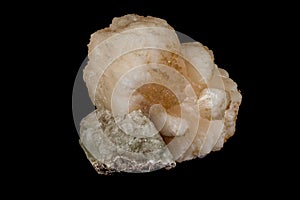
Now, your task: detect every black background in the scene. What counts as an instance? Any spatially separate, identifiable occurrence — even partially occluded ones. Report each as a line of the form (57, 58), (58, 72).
(7, 0), (296, 196)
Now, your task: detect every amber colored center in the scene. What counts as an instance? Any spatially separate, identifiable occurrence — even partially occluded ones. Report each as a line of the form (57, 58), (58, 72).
(131, 83), (181, 117)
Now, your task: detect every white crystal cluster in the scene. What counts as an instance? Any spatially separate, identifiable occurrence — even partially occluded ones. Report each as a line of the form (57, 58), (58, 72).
(80, 14), (242, 174)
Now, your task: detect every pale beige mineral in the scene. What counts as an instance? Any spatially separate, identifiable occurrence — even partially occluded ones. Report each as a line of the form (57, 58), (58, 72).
(80, 14), (242, 174)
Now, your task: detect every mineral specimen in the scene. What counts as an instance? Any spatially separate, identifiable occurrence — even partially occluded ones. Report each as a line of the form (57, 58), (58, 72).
(79, 14), (242, 174)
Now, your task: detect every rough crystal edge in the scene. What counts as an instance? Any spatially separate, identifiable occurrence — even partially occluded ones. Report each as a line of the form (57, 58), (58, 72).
(80, 140), (116, 175)
(79, 139), (176, 175)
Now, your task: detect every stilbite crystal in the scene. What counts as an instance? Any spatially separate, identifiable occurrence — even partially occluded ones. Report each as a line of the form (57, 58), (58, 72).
(79, 14), (242, 174)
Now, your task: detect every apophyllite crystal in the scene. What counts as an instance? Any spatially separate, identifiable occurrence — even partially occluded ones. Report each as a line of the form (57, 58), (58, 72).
(79, 14), (242, 174)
